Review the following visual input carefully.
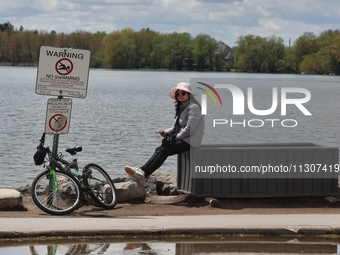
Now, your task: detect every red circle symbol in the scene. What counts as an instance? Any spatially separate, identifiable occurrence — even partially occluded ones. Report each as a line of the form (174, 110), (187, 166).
(55, 58), (73, 75)
(49, 114), (68, 132)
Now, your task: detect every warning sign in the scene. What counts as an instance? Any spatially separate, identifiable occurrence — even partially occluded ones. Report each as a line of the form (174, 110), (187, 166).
(36, 46), (90, 99)
(45, 98), (72, 134)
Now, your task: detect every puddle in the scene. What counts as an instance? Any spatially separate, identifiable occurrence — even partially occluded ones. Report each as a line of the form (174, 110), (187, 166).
(1, 236), (340, 254)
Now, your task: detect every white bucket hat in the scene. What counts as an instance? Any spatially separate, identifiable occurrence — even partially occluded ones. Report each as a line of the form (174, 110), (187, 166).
(170, 82), (191, 99)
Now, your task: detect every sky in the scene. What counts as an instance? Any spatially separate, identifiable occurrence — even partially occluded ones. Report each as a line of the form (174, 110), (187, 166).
(1, 0), (339, 47)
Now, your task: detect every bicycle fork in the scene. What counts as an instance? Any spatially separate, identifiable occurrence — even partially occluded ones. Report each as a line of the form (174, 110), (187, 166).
(47, 167), (58, 206)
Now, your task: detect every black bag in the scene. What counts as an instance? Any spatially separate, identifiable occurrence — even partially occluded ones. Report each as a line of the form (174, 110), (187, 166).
(162, 116), (180, 145)
(162, 131), (177, 145)
(33, 145), (46, 166)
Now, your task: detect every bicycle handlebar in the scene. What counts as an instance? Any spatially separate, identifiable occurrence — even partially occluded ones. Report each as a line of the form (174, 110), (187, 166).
(37, 132), (79, 171)
(39, 133), (46, 146)
(36, 132), (50, 154)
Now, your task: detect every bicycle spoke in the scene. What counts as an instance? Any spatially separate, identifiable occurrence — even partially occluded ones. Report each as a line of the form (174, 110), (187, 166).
(83, 164), (117, 209)
(40, 191), (55, 206)
(31, 171), (82, 215)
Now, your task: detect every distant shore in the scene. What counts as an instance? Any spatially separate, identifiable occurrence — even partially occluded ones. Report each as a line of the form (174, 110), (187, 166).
(0, 62), (38, 67)
(0, 64), (338, 75)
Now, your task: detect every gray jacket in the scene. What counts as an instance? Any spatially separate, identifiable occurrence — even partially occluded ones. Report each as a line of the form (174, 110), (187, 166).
(164, 100), (204, 147)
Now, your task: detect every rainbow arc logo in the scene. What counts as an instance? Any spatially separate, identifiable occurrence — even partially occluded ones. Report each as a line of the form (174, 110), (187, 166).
(196, 82), (222, 115)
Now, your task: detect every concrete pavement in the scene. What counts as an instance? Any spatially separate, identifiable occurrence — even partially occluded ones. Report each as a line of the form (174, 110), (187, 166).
(1, 214), (340, 238)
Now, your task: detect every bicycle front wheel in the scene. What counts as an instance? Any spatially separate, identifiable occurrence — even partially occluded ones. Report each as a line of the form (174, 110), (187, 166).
(31, 170), (83, 215)
(83, 163), (117, 209)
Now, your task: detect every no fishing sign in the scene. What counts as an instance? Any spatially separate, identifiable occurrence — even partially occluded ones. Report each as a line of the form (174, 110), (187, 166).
(36, 46), (90, 99)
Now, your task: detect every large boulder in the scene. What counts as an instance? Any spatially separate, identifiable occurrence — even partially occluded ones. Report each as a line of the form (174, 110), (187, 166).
(16, 184), (31, 195)
(144, 173), (178, 195)
(112, 173), (178, 196)
(58, 176), (78, 196)
(0, 189), (24, 210)
(114, 181), (146, 203)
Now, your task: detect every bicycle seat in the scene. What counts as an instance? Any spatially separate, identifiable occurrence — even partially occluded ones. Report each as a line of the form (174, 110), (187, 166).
(66, 146), (82, 155)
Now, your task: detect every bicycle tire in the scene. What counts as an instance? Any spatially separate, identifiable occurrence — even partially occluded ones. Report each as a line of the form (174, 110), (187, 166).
(83, 163), (117, 209)
(31, 170), (83, 215)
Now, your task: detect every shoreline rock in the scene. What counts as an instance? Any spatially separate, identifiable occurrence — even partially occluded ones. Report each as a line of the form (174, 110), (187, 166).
(9, 172), (179, 207)
(115, 181), (146, 203)
(112, 172), (178, 196)
(0, 189), (25, 210)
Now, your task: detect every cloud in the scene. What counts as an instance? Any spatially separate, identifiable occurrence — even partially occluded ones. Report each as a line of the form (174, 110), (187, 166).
(264, 0), (340, 25)
(264, 20), (280, 31)
(0, 0), (339, 47)
(196, 0), (242, 2)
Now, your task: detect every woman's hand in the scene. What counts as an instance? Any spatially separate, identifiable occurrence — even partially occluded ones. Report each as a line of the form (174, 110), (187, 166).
(159, 131), (168, 137)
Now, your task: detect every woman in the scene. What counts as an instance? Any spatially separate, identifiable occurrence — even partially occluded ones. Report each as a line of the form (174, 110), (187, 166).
(125, 82), (204, 183)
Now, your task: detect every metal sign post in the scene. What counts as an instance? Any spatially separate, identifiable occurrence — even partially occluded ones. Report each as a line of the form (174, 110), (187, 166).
(51, 95), (62, 156)
(52, 133), (59, 156)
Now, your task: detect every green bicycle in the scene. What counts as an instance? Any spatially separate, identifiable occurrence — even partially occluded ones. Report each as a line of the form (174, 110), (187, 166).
(31, 133), (117, 215)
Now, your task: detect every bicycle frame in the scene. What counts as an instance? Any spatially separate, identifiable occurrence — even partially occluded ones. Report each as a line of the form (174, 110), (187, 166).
(45, 149), (81, 192)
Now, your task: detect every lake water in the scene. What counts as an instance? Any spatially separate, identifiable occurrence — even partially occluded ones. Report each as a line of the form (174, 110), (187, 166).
(1, 66), (340, 189)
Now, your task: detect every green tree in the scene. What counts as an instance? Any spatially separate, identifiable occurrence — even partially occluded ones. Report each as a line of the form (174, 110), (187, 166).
(294, 32), (318, 68)
(0, 22), (14, 62)
(0, 31), (11, 62)
(21, 30), (34, 65)
(0, 22), (14, 33)
(68, 30), (91, 50)
(234, 35), (266, 72)
(282, 47), (300, 73)
(192, 34), (220, 71)
(163, 32), (192, 70)
(135, 28), (158, 68)
(31, 30), (57, 61)
(54, 32), (69, 48)
(326, 34), (340, 73)
(315, 31), (340, 74)
(299, 53), (324, 74)
(102, 28), (137, 69)
(149, 33), (168, 69)
(89, 31), (106, 68)
(264, 35), (285, 73)
(214, 42), (227, 71)
(9, 33), (22, 64)
(299, 30), (340, 74)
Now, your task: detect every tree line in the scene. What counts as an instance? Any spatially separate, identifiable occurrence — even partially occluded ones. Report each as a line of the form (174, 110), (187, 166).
(234, 30), (340, 74)
(0, 22), (339, 74)
(0, 23), (225, 71)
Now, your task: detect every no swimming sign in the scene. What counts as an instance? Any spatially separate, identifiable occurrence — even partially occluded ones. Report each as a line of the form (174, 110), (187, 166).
(36, 46), (90, 99)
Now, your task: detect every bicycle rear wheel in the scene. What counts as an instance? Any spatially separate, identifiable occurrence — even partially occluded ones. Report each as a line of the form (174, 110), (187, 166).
(31, 170), (83, 215)
(83, 163), (117, 209)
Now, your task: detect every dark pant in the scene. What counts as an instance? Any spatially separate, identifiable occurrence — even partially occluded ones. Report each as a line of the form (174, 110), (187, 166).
(141, 141), (190, 177)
